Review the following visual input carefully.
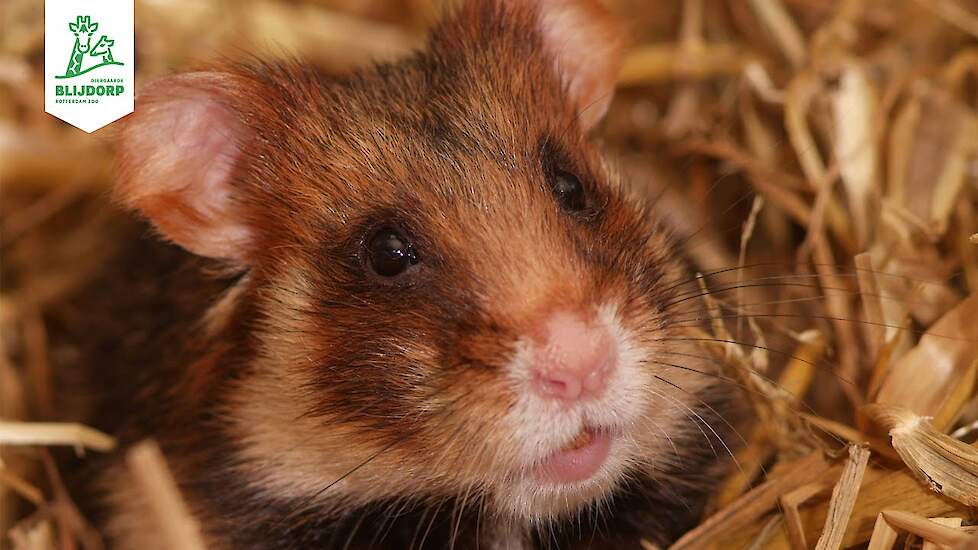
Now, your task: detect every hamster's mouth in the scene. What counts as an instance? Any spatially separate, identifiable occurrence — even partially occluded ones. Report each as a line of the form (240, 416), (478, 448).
(533, 427), (612, 484)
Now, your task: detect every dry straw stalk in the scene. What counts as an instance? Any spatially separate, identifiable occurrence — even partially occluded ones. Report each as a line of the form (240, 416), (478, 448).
(3, 0), (978, 547)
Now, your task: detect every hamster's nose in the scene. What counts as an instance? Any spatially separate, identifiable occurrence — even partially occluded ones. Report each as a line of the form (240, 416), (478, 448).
(531, 311), (616, 402)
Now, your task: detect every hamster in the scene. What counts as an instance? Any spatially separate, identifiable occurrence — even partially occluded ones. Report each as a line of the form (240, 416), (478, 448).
(58, 0), (739, 548)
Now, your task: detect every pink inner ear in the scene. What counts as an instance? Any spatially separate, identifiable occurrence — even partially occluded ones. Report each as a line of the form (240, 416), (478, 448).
(535, 0), (625, 130)
(116, 73), (254, 261)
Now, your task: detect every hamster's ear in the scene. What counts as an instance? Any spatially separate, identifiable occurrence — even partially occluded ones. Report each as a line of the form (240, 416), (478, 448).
(115, 72), (254, 262)
(533, 0), (624, 130)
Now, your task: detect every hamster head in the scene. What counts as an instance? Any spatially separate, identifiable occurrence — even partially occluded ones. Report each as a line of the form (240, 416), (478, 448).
(115, 0), (725, 528)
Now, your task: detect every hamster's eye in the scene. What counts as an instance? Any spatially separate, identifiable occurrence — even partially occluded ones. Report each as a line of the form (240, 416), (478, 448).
(366, 227), (419, 278)
(550, 169), (587, 212)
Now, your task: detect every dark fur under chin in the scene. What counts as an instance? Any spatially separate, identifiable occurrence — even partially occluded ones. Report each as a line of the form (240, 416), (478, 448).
(169, 381), (738, 550)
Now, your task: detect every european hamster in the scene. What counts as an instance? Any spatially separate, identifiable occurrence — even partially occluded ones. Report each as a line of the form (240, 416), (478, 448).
(60, 0), (738, 547)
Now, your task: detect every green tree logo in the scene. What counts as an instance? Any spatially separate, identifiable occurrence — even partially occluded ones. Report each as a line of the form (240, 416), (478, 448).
(56, 15), (124, 79)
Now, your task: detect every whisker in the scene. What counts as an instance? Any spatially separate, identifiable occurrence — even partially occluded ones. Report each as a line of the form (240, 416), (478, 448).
(673, 289), (924, 315)
(649, 381), (744, 478)
(449, 484), (471, 550)
(648, 386), (719, 459)
(653, 373), (761, 485)
(670, 186), (758, 253)
(370, 496), (415, 548)
(340, 509), (368, 550)
(284, 440), (399, 531)
(649, 350), (847, 448)
(646, 336), (859, 388)
(660, 271), (866, 305)
(415, 498), (447, 550)
(665, 287), (944, 332)
(651, 261), (960, 298)
(278, 387), (475, 532)
(652, 371), (756, 452)
(665, 312), (975, 342)
(660, 281), (861, 312)
(641, 358), (789, 416)
(645, 416), (682, 466)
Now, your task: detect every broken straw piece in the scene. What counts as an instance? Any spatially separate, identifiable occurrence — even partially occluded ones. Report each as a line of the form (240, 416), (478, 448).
(0, 421), (115, 452)
(814, 445), (871, 550)
(127, 440), (206, 550)
(865, 404), (978, 507)
(880, 510), (970, 547)
(922, 518), (963, 550)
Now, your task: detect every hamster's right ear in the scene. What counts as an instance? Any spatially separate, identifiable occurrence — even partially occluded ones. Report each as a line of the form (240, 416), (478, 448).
(115, 72), (254, 262)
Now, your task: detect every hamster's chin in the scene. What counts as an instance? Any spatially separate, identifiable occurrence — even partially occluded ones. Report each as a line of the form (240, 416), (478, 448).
(492, 429), (630, 520)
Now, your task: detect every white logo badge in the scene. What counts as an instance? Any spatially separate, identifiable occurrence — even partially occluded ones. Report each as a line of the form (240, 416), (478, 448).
(45, 1), (134, 133)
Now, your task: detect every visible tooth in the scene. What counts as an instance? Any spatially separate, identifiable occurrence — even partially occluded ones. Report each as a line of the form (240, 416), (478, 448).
(567, 430), (593, 450)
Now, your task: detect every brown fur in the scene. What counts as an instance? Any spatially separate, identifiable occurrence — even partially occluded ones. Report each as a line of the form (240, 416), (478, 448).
(56, 1), (740, 548)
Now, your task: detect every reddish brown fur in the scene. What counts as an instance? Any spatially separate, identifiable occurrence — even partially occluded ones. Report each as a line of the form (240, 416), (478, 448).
(56, 1), (740, 548)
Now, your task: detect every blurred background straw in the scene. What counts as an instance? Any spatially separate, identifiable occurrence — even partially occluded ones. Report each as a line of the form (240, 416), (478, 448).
(2, 0), (978, 548)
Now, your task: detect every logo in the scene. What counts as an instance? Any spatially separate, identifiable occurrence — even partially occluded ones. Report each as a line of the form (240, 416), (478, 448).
(56, 16), (124, 79)
(45, 1), (134, 133)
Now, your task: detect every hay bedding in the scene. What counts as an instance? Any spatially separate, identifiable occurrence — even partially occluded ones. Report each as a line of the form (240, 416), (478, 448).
(2, 0), (978, 548)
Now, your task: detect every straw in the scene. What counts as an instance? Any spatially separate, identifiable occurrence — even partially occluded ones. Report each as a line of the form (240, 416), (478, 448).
(3, 0), (977, 547)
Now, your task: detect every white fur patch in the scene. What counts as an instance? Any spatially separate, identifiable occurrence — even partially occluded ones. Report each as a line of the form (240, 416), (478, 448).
(496, 303), (679, 520)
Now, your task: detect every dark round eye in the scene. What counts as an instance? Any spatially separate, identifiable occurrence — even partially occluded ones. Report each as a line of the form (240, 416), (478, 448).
(551, 169), (587, 212)
(366, 227), (419, 278)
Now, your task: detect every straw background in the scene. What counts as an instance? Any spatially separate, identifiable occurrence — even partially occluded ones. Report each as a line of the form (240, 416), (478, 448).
(2, 0), (978, 548)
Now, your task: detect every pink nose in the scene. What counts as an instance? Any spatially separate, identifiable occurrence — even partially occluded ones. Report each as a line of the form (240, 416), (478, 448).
(531, 311), (616, 402)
